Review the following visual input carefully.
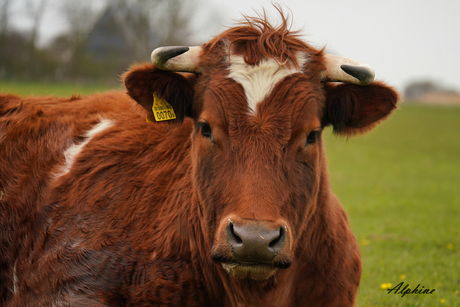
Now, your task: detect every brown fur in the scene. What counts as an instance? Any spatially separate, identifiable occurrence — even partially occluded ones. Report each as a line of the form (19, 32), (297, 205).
(0, 12), (398, 307)
(205, 5), (316, 70)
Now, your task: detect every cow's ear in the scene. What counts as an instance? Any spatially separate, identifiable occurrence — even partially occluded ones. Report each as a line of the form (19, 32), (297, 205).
(322, 81), (399, 136)
(123, 63), (197, 123)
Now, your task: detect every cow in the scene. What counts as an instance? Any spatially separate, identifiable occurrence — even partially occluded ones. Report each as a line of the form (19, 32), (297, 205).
(0, 11), (398, 307)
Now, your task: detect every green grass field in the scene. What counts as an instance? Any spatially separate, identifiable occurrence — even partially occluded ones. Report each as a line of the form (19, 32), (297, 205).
(1, 81), (459, 306)
(0, 80), (122, 97)
(324, 105), (460, 306)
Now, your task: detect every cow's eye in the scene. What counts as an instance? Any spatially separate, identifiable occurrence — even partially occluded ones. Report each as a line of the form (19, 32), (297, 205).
(198, 122), (213, 139)
(306, 130), (320, 146)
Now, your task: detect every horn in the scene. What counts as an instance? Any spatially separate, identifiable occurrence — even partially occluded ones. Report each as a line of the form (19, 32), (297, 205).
(151, 46), (202, 73)
(321, 54), (375, 85)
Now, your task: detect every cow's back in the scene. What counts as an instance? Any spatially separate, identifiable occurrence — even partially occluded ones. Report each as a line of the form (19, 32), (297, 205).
(0, 92), (135, 208)
(1, 92), (130, 302)
(0, 92), (198, 305)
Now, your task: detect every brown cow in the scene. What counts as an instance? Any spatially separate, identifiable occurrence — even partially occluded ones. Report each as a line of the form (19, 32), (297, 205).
(0, 11), (398, 307)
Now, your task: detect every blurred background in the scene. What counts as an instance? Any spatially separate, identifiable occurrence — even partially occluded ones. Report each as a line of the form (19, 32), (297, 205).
(1, 1), (459, 306)
(1, 0), (460, 102)
(0, 0), (205, 86)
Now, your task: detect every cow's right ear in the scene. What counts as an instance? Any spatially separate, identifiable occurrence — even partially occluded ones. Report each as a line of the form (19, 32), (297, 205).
(123, 63), (197, 123)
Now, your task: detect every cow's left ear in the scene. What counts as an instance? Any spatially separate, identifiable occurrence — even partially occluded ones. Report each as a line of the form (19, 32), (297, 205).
(322, 81), (399, 136)
(123, 63), (197, 123)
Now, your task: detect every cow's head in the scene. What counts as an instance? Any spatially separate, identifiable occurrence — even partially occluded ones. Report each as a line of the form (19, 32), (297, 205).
(123, 13), (398, 281)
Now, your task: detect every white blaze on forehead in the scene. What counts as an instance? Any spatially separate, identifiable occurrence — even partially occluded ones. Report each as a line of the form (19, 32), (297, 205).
(228, 53), (309, 113)
(55, 118), (114, 179)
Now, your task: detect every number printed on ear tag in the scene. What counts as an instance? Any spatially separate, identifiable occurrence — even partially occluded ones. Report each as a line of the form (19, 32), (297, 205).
(152, 92), (176, 121)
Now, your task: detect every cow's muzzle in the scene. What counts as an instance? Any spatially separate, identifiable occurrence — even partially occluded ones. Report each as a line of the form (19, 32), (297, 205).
(211, 217), (292, 280)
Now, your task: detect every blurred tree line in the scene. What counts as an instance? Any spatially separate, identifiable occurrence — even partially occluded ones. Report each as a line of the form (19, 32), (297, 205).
(404, 80), (460, 104)
(0, 0), (201, 84)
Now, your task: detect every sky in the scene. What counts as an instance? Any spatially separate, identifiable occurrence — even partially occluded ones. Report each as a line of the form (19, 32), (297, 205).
(9, 0), (460, 93)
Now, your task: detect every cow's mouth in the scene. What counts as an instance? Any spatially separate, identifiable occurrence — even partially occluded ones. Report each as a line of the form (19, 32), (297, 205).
(221, 262), (278, 280)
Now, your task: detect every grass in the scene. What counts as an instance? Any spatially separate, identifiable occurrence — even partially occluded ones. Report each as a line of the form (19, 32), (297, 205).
(0, 80), (122, 97)
(2, 82), (459, 306)
(324, 104), (460, 306)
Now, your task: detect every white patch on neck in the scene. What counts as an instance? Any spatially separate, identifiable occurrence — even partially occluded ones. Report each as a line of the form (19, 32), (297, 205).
(228, 52), (308, 113)
(55, 118), (114, 179)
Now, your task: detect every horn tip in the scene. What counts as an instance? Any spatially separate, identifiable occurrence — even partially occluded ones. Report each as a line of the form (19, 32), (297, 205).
(340, 64), (375, 85)
(151, 46), (190, 68)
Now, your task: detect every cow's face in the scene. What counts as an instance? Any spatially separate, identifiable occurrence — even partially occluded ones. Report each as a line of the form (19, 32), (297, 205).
(188, 54), (327, 280)
(124, 24), (398, 281)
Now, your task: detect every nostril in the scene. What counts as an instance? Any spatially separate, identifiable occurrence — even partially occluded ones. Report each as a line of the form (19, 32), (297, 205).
(268, 227), (285, 253)
(227, 222), (243, 245)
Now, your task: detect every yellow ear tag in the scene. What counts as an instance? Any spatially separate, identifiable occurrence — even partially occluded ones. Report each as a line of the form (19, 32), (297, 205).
(152, 92), (176, 121)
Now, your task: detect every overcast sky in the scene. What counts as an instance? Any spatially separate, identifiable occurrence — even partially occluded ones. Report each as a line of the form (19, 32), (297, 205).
(10, 0), (460, 92)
